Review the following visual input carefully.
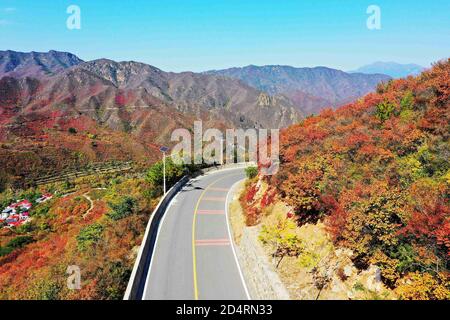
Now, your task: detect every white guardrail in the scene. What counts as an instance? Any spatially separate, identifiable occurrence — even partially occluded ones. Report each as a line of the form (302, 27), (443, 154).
(124, 162), (254, 300)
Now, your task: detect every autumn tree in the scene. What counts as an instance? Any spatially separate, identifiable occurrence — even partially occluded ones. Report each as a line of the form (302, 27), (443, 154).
(249, 60), (450, 298)
(259, 213), (303, 268)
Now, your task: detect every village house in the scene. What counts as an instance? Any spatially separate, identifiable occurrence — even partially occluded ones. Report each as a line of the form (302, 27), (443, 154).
(1, 194), (53, 228)
(1, 199), (35, 227)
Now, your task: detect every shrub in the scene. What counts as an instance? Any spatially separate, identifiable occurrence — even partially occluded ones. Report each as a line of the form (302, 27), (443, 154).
(0, 246), (13, 257)
(146, 158), (185, 189)
(375, 101), (396, 122)
(395, 272), (450, 300)
(342, 187), (405, 267)
(0, 235), (34, 257)
(0, 191), (14, 211)
(245, 166), (258, 179)
(259, 213), (303, 268)
(239, 182), (262, 226)
(87, 133), (97, 139)
(18, 188), (41, 203)
(400, 91), (415, 111)
(37, 281), (61, 300)
(0, 170), (9, 193)
(31, 202), (51, 217)
(107, 196), (137, 221)
(37, 221), (51, 232)
(7, 235), (34, 248)
(77, 223), (104, 251)
(240, 60), (450, 298)
(96, 261), (131, 300)
(15, 222), (34, 234)
(122, 121), (132, 133)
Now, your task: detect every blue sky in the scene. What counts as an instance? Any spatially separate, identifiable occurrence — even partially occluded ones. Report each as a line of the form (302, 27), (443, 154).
(0, 0), (449, 72)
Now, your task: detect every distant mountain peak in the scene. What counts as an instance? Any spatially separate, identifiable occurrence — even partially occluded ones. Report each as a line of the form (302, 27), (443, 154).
(351, 61), (425, 78)
(0, 50), (83, 78)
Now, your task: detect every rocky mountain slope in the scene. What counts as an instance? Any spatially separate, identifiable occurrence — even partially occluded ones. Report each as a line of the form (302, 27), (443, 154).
(205, 65), (391, 115)
(72, 59), (301, 128)
(0, 50), (83, 78)
(1, 54), (302, 135)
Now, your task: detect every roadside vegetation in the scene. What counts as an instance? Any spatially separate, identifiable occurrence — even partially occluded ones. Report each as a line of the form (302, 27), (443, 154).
(239, 60), (449, 300)
(0, 172), (153, 299)
(0, 154), (208, 299)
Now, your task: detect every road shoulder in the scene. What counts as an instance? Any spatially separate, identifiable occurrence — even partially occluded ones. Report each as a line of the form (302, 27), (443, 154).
(227, 180), (291, 300)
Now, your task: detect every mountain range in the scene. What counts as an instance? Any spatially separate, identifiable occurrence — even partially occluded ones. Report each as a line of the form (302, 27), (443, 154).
(0, 50), (83, 78)
(0, 50), (394, 183)
(0, 50), (397, 143)
(205, 65), (391, 115)
(350, 61), (425, 78)
(0, 51), (301, 131)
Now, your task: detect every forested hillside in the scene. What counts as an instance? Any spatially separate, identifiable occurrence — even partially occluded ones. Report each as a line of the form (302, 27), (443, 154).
(0, 175), (152, 299)
(0, 158), (189, 299)
(241, 59), (449, 299)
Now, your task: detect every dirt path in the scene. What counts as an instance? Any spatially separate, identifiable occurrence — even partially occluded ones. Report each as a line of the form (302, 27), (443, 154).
(59, 188), (106, 218)
(82, 193), (94, 218)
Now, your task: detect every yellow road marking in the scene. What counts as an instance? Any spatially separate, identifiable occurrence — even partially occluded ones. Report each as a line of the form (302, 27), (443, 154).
(192, 173), (242, 300)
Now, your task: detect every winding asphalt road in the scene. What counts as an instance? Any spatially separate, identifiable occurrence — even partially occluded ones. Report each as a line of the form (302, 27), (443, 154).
(142, 168), (250, 300)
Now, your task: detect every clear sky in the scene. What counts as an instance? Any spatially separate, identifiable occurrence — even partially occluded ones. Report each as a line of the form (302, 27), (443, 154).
(0, 0), (449, 72)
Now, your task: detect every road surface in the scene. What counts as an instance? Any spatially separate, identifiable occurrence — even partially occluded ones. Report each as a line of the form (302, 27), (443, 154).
(142, 167), (250, 300)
